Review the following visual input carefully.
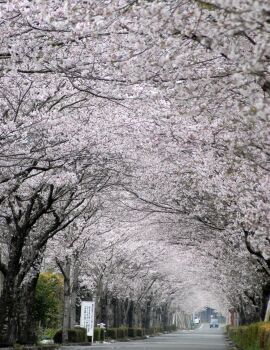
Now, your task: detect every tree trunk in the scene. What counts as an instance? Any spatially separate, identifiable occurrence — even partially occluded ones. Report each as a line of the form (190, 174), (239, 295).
(142, 299), (151, 330)
(0, 237), (46, 346)
(123, 298), (131, 327)
(112, 297), (118, 327)
(61, 257), (71, 343)
(70, 263), (79, 328)
(0, 275), (18, 346)
(100, 292), (108, 326)
(161, 305), (166, 330)
(17, 274), (39, 344)
(127, 300), (134, 328)
(0, 242), (22, 346)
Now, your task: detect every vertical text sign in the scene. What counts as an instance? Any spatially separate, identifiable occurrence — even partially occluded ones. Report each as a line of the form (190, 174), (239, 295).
(80, 301), (95, 337)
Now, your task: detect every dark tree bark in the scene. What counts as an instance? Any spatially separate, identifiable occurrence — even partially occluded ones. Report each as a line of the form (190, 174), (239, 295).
(161, 304), (170, 330)
(70, 263), (79, 328)
(0, 277), (18, 346)
(123, 298), (131, 327)
(141, 299), (151, 330)
(0, 234), (24, 346)
(0, 235), (45, 346)
(100, 293), (108, 326)
(17, 274), (39, 344)
(112, 297), (120, 328)
(56, 257), (71, 343)
(0, 178), (95, 345)
(243, 229), (270, 276)
(127, 300), (134, 328)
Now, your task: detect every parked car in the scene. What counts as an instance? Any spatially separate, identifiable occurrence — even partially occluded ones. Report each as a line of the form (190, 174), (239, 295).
(210, 319), (219, 328)
(39, 337), (54, 344)
(194, 317), (200, 324)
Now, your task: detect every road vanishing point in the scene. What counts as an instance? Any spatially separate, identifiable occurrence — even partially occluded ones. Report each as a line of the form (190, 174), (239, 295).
(62, 324), (229, 350)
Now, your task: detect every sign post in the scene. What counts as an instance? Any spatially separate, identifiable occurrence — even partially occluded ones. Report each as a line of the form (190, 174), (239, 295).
(80, 301), (95, 345)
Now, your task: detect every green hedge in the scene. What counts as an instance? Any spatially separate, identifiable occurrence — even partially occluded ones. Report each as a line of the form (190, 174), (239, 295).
(145, 326), (175, 335)
(94, 328), (101, 341)
(103, 326), (177, 341)
(227, 322), (270, 350)
(106, 328), (118, 339)
(117, 327), (128, 338)
(53, 327), (87, 343)
(145, 327), (156, 335)
(105, 327), (145, 340)
(128, 328), (137, 338)
(100, 328), (105, 341)
(17, 346), (58, 350)
(154, 326), (163, 333)
(90, 328), (105, 342)
(163, 325), (177, 332)
(136, 328), (143, 337)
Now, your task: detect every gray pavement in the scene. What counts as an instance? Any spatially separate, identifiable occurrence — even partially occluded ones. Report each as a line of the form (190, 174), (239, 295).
(61, 323), (229, 350)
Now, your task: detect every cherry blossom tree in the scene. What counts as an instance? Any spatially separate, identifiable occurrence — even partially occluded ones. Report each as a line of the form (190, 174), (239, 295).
(0, 0), (269, 345)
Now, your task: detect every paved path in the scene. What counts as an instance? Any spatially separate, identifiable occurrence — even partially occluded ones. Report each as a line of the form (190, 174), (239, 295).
(62, 323), (229, 350)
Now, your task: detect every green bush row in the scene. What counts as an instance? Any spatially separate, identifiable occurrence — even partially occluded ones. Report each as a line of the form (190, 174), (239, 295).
(105, 327), (145, 340)
(102, 325), (177, 341)
(145, 325), (177, 335)
(53, 327), (87, 343)
(92, 327), (105, 342)
(227, 322), (270, 350)
(163, 325), (178, 332)
(51, 324), (177, 343)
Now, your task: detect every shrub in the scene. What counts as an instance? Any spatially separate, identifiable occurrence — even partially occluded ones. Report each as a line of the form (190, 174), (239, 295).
(100, 328), (105, 342)
(120, 327), (128, 338)
(37, 327), (58, 341)
(106, 328), (117, 339)
(116, 328), (125, 339)
(163, 325), (176, 332)
(171, 324), (177, 331)
(136, 328), (143, 337)
(227, 322), (270, 350)
(155, 326), (163, 333)
(145, 327), (155, 335)
(128, 328), (137, 338)
(43, 328), (58, 340)
(53, 327), (87, 343)
(259, 323), (270, 350)
(145, 327), (163, 335)
(94, 328), (101, 342)
(265, 330), (270, 350)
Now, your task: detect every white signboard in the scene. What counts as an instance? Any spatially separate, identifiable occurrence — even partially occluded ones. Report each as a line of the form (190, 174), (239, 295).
(80, 301), (95, 338)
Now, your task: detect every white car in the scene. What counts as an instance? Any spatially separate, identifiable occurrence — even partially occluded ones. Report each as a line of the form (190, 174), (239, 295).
(39, 339), (54, 344)
(194, 318), (200, 324)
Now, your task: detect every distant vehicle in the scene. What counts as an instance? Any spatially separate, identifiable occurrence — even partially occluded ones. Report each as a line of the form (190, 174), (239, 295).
(210, 318), (219, 328)
(39, 337), (54, 345)
(194, 317), (200, 324)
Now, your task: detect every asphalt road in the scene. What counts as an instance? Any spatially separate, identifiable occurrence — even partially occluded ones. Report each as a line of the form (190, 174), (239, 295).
(62, 324), (229, 350)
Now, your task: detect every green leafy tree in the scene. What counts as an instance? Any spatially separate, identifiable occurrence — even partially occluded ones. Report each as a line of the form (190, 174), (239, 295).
(35, 272), (64, 329)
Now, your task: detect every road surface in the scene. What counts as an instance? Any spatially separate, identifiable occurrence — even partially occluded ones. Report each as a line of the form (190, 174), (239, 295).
(62, 323), (229, 350)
